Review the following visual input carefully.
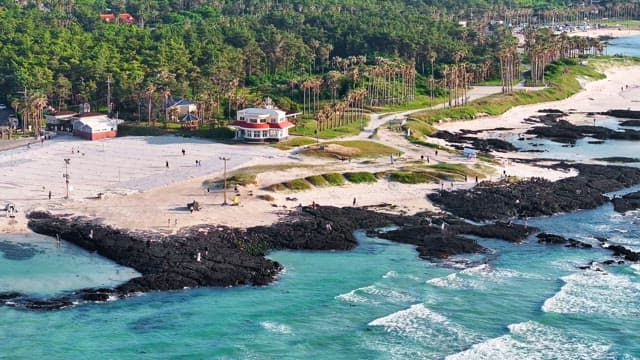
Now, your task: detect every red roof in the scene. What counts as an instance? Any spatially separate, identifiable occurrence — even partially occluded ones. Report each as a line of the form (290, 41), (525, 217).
(268, 121), (294, 129)
(76, 112), (108, 118)
(100, 14), (115, 22)
(231, 121), (269, 129)
(118, 13), (136, 23)
(231, 121), (294, 129)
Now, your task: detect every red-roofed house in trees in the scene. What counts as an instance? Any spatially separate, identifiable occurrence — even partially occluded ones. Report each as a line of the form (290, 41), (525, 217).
(99, 14), (116, 22)
(118, 13), (136, 24)
(229, 99), (295, 142)
(99, 13), (136, 24)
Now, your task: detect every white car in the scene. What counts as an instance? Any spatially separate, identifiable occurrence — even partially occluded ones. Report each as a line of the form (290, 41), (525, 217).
(0, 104), (7, 110)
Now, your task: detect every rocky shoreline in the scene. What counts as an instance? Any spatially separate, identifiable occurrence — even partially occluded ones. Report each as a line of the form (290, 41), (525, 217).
(4, 206), (535, 310)
(4, 158), (640, 310)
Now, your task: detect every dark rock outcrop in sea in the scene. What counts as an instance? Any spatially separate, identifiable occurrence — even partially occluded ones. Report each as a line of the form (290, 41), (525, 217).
(536, 232), (593, 248)
(526, 118), (640, 143)
(428, 164), (640, 222)
(15, 205), (547, 311)
(612, 191), (640, 213)
(429, 130), (518, 152)
(602, 109), (640, 119)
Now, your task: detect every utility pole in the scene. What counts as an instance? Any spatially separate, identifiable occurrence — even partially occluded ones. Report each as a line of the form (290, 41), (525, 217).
(219, 156), (230, 205)
(106, 74), (112, 115)
(63, 158), (71, 199)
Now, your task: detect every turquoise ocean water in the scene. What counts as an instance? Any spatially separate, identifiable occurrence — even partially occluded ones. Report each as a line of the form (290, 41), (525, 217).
(607, 34), (640, 57)
(2, 39), (640, 358)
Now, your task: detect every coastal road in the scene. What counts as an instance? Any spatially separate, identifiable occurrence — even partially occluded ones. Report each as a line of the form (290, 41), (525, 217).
(357, 84), (546, 140)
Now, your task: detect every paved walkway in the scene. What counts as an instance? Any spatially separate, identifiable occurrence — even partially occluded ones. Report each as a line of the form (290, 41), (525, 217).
(357, 84), (545, 139)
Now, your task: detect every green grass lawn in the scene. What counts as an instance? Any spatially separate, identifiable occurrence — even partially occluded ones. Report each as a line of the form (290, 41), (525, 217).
(118, 122), (235, 140)
(299, 140), (400, 159)
(290, 116), (366, 139)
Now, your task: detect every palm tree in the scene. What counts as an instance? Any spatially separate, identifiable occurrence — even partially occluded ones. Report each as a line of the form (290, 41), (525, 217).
(144, 83), (157, 125)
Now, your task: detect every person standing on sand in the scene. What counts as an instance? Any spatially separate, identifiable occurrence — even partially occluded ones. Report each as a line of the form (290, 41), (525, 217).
(182, 148), (186, 156)
(353, 197), (357, 206)
(166, 160), (169, 168)
(48, 191), (52, 200)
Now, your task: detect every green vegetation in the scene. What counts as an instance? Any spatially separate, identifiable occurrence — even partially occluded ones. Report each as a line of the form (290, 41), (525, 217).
(409, 59), (606, 141)
(290, 118), (366, 139)
(322, 173), (346, 186)
(272, 137), (317, 150)
(343, 172), (378, 184)
(388, 171), (440, 184)
(118, 123), (235, 140)
(305, 175), (330, 187)
(299, 140), (399, 159)
(284, 178), (313, 191)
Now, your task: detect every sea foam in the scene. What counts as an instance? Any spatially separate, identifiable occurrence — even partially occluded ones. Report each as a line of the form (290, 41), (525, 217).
(446, 321), (611, 360)
(426, 264), (538, 289)
(368, 304), (477, 347)
(335, 285), (415, 304)
(260, 321), (292, 335)
(542, 269), (640, 317)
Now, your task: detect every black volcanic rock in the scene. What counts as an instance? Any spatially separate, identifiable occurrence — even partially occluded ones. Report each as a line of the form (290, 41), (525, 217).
(537, 233), (592, 248)
(428, 164), (640, 222)
(607, 244), (640, 262)
(620, 120), (640, 127)
(602, 109), (640, 119)
(429, 130), (517, 152)
(612, 191), (640, 213)
(527, 118), (640, 143)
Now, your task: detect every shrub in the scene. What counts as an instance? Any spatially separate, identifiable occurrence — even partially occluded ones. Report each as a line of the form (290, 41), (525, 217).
(388, 171), (438, 184)
(323, 173), (346, 186)
(306, 175), (330, 187)
(284, 178), (313, 191)
(343, 172), (378, 183)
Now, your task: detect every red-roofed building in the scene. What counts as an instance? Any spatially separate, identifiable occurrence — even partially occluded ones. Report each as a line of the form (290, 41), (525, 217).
(229, 101), (295, 142)
(99, 13), (136, 24)
(72, 113), (119, 140)
(99, 14), (116, 22)
(118, 13), (136, 24)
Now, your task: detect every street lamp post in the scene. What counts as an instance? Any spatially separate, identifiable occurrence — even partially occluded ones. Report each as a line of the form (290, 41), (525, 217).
(63, 158), (71, 199)
(219, 156), (230, 205)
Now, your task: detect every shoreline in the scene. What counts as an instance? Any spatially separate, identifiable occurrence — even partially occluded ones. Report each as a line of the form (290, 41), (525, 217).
(2, 63), (640, 235)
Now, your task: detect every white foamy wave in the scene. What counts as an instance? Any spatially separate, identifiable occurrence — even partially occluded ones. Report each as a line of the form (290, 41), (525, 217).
(446, 321), (612, 360)
(542, 269), (640, 317)
(427, 264), (540, 289)
(631, 264), (640, 275)
(260, 321), (292, 335)
(382, 271), (399, 278)
(368, 304), (477, 347)
(335, 285), (415, 304)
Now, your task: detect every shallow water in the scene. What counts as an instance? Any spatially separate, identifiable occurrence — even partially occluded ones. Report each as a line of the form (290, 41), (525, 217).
(1, 211), (639, 359)
(607, 35), (640, 57)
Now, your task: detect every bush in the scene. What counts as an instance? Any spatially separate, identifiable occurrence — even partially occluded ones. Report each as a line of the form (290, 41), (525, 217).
(343, 172), (378, 183)
(258, 194), (275, 201)
(323, 173), (346, 186)
(305, 175), (330, 187)
(284, 178), (313, 191)
(388, 171), (438, 184)
(264, 183), (287, 192)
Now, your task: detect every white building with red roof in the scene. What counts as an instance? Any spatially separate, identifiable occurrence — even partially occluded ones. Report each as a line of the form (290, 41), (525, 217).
(230, 99), (295, 142)
(72, 113), (119, 140)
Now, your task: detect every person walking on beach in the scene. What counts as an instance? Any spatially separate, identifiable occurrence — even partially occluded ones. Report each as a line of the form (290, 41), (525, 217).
(48, 191), (52, 200)
(182, 148), (186, 156)
(353, 197), (357, 206)
(166, 160), (169, 168)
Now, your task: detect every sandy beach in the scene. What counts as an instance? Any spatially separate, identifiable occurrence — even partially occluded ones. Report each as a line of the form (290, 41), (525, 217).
(2, 61), (640, 234)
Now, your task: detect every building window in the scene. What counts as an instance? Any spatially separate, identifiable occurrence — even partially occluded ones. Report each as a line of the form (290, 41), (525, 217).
(262, 130), (268, 137)
(239, 116), (245, 121)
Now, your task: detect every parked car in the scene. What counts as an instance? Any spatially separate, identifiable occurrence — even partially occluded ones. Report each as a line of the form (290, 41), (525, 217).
(0, 104), (7, 110)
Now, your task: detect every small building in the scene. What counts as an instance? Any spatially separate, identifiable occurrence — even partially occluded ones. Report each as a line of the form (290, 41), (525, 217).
(230, 105), (295, 142)
(99, 13), (136, 24)
(72, 113), (118, 140)
(46, 111), (77, 132)
(167, 98), (197, 120)
(180, 112), (200, 130)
